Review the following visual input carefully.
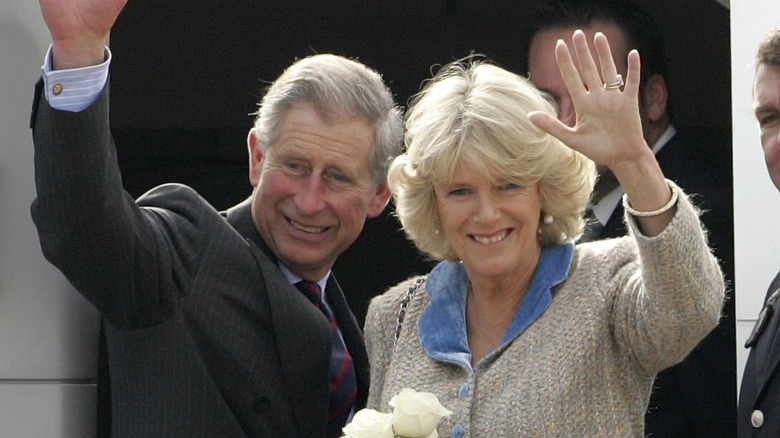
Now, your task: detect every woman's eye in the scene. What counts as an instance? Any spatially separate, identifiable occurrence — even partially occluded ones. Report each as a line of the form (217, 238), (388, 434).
(449, 188), (470, 196)
(500, 182), (520, 191)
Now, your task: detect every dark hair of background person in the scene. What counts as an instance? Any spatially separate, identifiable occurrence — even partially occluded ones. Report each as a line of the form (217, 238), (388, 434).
(522, 0), (670, 116)
(756, 25), (780, 66)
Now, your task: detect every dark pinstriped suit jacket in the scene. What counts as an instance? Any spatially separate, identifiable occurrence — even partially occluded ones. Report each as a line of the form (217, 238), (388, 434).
(29, 81), (369, 437)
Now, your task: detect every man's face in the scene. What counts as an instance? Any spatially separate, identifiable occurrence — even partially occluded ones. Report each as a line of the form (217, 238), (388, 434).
(754, 63), (780, 192)
(247, 102), (390, 281)
(528, 23), (630, 127)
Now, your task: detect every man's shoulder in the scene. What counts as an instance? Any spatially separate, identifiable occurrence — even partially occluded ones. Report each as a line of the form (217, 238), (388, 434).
(136, 183), (229, 229)
(661, 126), (731, 173)
(138, 183), (217, 210)
(658, 126), (732, 205)
(369, 275), (428, 315)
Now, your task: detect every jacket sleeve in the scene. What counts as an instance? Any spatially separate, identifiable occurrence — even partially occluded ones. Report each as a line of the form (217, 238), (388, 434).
(611, 182), (726, 374)
(29, 81), (200, 328)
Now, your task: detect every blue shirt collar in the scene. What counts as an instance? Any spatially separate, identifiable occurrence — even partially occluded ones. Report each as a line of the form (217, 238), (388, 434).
(278, 263), (330, 295)
(418, 242), (574, 367)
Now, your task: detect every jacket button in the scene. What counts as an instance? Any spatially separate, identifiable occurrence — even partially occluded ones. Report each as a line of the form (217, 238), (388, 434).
(253, 396), (270, 412)
(752, 409), (764, 428)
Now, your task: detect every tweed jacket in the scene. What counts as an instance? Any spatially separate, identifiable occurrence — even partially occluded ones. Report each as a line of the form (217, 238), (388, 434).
(365, 186), (724, 438)
(30, 81), (369, 437)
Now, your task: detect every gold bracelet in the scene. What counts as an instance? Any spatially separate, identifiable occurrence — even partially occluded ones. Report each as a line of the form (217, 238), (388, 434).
(622, 182), (678, 217)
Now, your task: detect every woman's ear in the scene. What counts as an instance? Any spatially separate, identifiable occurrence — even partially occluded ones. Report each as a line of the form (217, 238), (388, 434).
(247, 128), (264, 187)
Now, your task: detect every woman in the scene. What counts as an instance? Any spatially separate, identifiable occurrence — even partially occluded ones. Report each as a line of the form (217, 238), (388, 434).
(364, 31), (724, 437)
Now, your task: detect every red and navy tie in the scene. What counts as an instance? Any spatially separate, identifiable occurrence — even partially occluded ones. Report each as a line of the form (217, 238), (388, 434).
(295, 281), (357, 438)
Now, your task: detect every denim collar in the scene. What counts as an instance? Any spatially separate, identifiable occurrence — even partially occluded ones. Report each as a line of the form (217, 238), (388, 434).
(418, 242), (574, 368)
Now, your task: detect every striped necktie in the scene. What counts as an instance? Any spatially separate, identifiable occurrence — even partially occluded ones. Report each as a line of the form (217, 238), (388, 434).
(295, 281), (357, 438)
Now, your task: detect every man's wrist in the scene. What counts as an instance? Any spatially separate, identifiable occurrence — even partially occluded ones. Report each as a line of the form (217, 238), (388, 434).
(42, 45), (111, 112)
(50, 37), (109, 70)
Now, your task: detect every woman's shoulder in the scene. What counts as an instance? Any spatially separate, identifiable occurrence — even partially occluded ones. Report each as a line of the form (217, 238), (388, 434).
(369, 275), (428, 312)
(364, 275), (429, 351)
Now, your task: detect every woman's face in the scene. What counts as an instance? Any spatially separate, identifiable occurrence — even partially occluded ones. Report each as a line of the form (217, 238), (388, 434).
(434, 162), (543, 282)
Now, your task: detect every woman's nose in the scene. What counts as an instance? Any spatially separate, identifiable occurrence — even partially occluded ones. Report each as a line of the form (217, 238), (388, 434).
(473, 194), (500, 224)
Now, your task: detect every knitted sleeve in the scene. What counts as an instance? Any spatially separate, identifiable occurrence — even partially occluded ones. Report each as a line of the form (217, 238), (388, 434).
(612, 181), (725, 374)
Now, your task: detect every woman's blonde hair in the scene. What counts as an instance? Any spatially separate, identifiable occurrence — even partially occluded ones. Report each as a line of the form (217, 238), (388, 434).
(388, 58), (596, 261)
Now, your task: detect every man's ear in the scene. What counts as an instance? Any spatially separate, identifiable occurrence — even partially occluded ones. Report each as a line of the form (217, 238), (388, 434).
(643, 74), (669, 123)
(247, 128), (264, 187)
(366, 182), (392, 218)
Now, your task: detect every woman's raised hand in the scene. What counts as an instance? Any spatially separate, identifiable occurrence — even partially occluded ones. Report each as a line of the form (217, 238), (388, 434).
(529, 29), (675, 237)
(528, 29), (648, 171)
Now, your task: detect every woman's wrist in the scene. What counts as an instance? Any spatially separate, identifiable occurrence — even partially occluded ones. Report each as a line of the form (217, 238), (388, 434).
(622, 180), (678, 217)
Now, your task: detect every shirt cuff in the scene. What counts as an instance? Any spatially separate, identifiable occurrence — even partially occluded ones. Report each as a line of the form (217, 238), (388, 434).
(41, 44), (111, 112)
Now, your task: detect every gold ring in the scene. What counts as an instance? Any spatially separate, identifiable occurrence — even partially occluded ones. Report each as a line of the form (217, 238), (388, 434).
(603, 74), (624, 90)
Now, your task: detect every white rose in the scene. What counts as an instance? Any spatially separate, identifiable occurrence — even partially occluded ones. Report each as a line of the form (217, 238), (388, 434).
(389, 388), (453, 438)
(342, 409), (395, 438)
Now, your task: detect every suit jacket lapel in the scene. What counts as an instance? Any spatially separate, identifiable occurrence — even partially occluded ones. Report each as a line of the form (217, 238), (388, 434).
(224, 200), (332, 436)
(326, 275), (370, 409)
(222, 197), (275, 261)
(253, 249), (332, 436)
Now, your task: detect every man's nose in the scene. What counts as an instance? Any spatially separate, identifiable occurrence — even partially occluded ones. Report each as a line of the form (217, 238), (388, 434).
(297, 175), (326, 214)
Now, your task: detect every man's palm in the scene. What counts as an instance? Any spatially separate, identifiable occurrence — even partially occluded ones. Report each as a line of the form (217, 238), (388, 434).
(39, 0), (127, 47)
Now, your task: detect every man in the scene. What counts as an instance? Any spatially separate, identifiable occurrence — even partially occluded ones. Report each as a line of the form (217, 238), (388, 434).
(739, 24), (780, 438)
(30, 0), (403, 437)
(525, 1), (735, 436)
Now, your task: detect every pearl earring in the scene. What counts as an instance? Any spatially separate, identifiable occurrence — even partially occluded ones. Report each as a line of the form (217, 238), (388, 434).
(544, 214), (554, 224)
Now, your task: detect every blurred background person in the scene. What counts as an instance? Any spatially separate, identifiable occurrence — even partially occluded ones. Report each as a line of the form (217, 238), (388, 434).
(524, 1), (736, 435)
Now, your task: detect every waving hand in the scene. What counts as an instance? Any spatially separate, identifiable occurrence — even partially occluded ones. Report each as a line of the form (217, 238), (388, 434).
(528, 29), (675, 237)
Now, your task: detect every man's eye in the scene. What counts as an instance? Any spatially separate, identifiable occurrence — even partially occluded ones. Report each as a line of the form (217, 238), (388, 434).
(324, 170), (354, 187)
(285, 161), (305, 172)
(760, 114), (779, 126)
